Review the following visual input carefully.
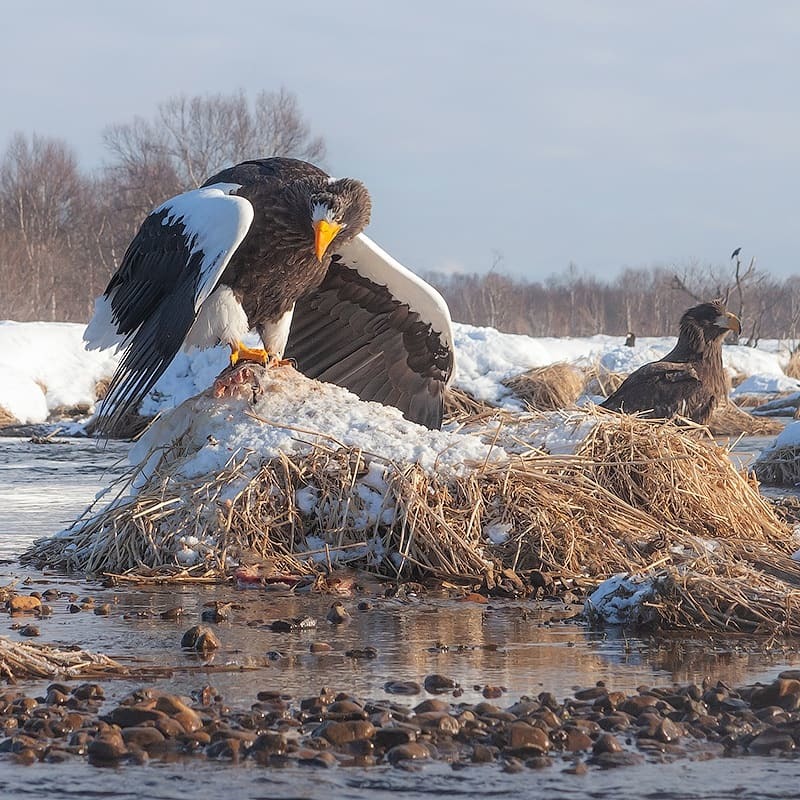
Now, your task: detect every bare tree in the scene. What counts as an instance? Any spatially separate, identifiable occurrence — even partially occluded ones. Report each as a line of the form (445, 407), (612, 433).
(0, 133), (87, 319)
(103, 88), (326, 193)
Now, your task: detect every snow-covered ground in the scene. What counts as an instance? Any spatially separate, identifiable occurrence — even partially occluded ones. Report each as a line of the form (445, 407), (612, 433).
(0, 319), (794, 427)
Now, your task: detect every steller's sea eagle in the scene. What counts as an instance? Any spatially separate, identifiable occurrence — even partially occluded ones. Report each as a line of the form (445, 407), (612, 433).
(85, 158), (454, 435)
(600, 299), (741, 425)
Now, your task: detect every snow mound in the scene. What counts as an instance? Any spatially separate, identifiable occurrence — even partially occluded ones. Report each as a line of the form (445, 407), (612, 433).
(598, 344), (670, 374)
(0, 365), (48, 424)
(132, 365), (501, 486)
(731, 373), (800, 397)
(0, 321), (119, 422)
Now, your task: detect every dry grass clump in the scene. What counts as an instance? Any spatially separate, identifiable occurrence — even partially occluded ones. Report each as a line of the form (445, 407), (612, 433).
(503, 363), (584, 411)
(576, 413), (787, 542)
(0, 406), (18, 427)
(785, 351), (800, 379)
(443, 387), (499, 424)
(94, 377), (112, 401)
(707, 401), (783, 436)
(23, 408), (799, 636)
(0, 635), (125, 680)
(582, 366), (626, 398)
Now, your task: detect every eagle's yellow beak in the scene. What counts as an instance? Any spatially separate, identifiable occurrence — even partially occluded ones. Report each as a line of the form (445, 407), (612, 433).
(723, 312), (741, 335)
(314, 219), (342, 261)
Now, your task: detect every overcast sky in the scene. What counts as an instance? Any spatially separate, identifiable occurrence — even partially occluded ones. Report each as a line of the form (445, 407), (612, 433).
(1, 1), (798, 280)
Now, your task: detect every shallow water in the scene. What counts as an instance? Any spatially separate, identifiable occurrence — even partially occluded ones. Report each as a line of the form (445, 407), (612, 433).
(0, 434), (799, 799)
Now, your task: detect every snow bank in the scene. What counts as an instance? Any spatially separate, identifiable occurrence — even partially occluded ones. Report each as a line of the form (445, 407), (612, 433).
(765, 420), (800, 449)
(0, 321), (119, 423)
(0, 318), (793, 426)
(731, 374), (800, 398)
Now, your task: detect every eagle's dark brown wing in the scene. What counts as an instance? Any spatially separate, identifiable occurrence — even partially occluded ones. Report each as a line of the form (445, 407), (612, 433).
(286, 236), (454, 430)
(600, 361), (715, 421)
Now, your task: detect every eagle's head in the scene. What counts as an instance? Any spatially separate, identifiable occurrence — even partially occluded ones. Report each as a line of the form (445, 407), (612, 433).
(681, 299), (741, 345)
(309, 178), (372, 261)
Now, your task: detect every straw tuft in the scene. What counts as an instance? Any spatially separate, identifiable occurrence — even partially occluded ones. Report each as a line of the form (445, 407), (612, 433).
(707, 401), (783, 436)
(503, 363), (584, 411)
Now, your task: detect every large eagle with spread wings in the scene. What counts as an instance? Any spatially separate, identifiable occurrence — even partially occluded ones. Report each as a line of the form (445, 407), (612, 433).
(85, 158), (454, 435)
(600, 299), (741, 425)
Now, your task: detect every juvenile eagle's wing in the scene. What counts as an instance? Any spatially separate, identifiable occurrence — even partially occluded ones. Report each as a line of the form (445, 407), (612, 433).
(84, 183), (253, 435)
(286, 234), (454, 429)
(600, 361), (705, 420)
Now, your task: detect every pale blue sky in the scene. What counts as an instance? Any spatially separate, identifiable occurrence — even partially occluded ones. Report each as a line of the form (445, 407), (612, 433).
(1, 1), (798, 279)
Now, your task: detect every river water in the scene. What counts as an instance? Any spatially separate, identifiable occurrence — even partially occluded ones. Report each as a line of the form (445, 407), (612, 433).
(0, 434), (799, 799)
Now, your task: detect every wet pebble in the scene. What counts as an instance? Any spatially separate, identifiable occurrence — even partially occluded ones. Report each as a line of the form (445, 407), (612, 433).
(88, 732), (128, 762)
(563, 729), (593, 752)
(326, 602), (350, 624)
(345, 647), (377, 659)
(384, 680), (421, 695)
(593, 732), (623, 755)
(270, 616), (316, 632)
(318, 720), (376, 745)
(298, 748), (338, 767)
(748, 728), (796, 755)
(6, 595), (41, 613)
(181, 625), (220, 654)
(506, 721), (551, 754)
(387, 742), (430, 764)
(202, 602), (233, 623)
(423, 674), (459, 694)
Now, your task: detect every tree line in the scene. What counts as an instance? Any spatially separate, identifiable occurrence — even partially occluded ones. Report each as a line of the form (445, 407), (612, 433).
(426, 259), (800, 343)
(1, 90), (797, 342)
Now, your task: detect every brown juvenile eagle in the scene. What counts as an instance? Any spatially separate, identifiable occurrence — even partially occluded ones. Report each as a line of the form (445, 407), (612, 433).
(84, 158), (454, 435)
(600, 300), (741, 425)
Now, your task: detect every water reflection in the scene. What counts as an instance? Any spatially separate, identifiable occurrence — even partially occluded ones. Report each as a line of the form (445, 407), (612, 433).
(1, 432), (799, 799)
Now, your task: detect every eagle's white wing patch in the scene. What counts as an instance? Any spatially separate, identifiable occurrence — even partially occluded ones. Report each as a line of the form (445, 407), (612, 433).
(153, 182), (254, 310)
(333, 233), (454, 356)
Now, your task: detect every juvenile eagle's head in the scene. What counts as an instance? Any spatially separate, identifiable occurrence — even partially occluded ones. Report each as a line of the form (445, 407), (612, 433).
(680, 299), (741, 347)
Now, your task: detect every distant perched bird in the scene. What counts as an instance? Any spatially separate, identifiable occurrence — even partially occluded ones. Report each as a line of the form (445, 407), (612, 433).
(85, 157), (454, 435)
(731, 247), (742, 260)
(600, 299), (741, 425)
(624, 331), (636, 348)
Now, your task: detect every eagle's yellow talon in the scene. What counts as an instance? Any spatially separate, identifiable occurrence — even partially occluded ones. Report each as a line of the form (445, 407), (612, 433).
(230, 342), (270, 366)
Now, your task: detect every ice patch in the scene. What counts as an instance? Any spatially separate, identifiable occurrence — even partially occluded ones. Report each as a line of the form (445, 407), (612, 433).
(585, 573), (659, 625)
